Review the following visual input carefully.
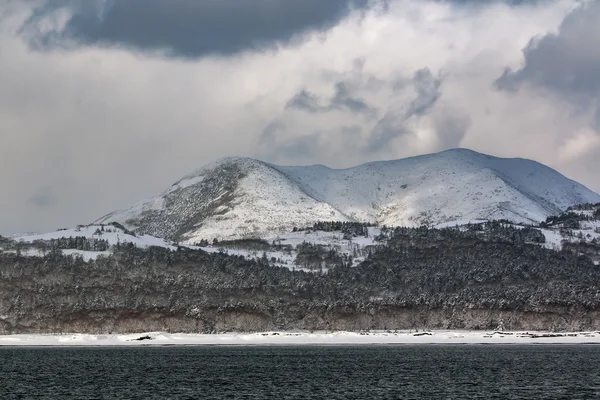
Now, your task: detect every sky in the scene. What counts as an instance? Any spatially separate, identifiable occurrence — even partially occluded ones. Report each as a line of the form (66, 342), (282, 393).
(1, 0), (599, 233)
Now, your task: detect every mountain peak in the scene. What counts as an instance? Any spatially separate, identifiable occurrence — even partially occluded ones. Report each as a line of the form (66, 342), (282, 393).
(182, 156), (262, 178)
(96, 149), (600, 242)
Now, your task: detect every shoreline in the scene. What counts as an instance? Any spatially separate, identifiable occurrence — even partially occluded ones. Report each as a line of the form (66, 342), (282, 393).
(1, 330), (600, 346)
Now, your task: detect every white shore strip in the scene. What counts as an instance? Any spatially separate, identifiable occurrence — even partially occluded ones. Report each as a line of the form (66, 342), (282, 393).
(1, 331), (600, 346)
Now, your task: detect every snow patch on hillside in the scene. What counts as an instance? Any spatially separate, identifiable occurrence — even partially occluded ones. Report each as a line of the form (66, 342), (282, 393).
(187, 228), (381, 270)
(7, 225), (175, 260)
(3, 223), (381, 270)
(15, 225), (175, 250)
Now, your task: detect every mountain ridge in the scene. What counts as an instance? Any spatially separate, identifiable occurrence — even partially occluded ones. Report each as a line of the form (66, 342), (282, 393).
(96, 148), (600, 242)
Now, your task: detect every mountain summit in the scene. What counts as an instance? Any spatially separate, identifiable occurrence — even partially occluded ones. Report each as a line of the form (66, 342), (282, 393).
(96, 149), (600, 243)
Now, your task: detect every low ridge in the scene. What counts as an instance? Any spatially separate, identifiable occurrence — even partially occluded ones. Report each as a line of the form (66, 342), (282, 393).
(96, 149), (600, 242)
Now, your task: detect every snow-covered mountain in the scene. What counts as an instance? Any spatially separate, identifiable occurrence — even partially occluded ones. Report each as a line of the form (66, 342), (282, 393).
(95, 149), (600, 243)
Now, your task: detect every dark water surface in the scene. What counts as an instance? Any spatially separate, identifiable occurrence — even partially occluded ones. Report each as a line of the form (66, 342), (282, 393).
(1, 345), (600, 399)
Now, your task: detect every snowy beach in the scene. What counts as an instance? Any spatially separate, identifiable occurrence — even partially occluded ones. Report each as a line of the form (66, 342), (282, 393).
(2, 330), (600, 346)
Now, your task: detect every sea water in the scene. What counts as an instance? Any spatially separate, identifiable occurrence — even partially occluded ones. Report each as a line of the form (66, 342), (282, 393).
(1, 345), (599, 399)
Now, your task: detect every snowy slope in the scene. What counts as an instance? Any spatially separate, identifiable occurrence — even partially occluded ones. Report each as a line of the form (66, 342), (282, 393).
(272, 149), (599, 227)
(3, 223), (379, 270)
(96, 149), (600, 242)
(14, 225), (174, 249)
(6, 225), (177, 260)
(97, 157), (350, 243)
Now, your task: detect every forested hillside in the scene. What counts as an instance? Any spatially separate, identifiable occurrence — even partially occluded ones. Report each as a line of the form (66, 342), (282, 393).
(2, 223), (599, 334)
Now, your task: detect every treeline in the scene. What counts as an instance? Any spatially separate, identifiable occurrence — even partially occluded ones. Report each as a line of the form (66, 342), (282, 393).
(308, 221), (374, 239)
(375, 221), (545, 245)
(105, 222), (137, 236)
(48, 236), (110, 252)
(542, 204), (600, 228)
(291, 221), (374, 239)
(294, 242), (352, 271)
(566, 202), (600, 212)
(0, 236), (110, 254)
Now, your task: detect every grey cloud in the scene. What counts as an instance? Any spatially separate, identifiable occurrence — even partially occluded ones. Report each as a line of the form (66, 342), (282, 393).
(28, 186), (55, 208)
(258, 120), (322, 160)
(272, 133), (323, 160)
(286, 82), (375, 115)
(258, 128), (367, 171)
(284, 67), (443, 154)
(20, 0), (369, 57)
(260, 121), (287, 144)
(285, 90), (323, 113)
(330, 82), (373, 113)
(257, 122), (364, 165)
(451, 0), (554, 7)
(433, 113), (470, 149)
(492, 1), (600, 172)
(495, 2), (600, 105)
(366, 68), (442, 152)
(409, 68), (442, 116)
(366, 111), (411, 153)
(320, 57), (388, 93)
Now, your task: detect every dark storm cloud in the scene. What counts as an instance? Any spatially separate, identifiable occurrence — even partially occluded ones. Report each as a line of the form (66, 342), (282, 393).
(20, 0), (369, 57)
(495, 2), (600, 105)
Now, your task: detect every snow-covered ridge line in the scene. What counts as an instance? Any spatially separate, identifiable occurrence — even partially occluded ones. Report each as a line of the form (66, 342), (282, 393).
(1, 330), (600, 346)
(95, 148), (600, 242)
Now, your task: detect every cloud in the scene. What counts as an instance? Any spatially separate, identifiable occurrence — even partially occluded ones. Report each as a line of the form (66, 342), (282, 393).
(495, 1), (600, 101)
(28, 186), (55, 208)
(495, 0), (600, 128)
(2, 0), (598, 234)
(366, 112), (412, 153)
(494, 0), (600, 171)
(282, 67), (443, 154)
(20, 0), (369, 57)
(409, 69), (442, 116)
(285, 90), (322, 113)
(271, 132), (324, 160)
(285, 82), (375, 114)
(557, 128), (600, 163)
(330, 82), (374, 114)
